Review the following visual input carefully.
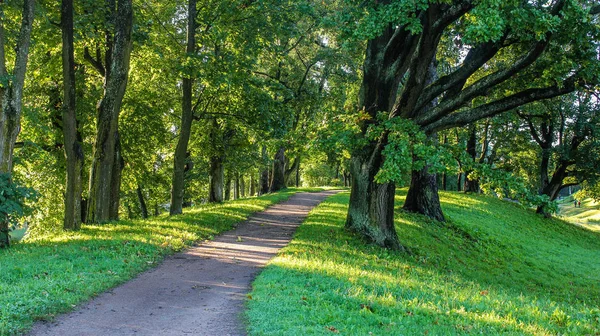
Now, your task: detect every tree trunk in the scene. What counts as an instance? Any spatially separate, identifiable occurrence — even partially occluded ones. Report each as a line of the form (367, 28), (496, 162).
(234, 174), (239, 200)
(259, 168), (269, 195)
(61, 0), (84, 230)
(403, 165), (445, 222)
(87, 0), (133, 223)
(208, 155), (224, 202)
(270, 146), (286, 192)
(536, 160), (569, 216)
(0, 0), (35, 175)
(240, 175), (245, 198)
(464, 125), (479, 193)
(346, 147), (403, 250)
(250, 173), (255, 196)
(224, 172), (231, 200)
(296, 159), (300, 187)
(284, 156), (299, 186)
(136, 184), (148, 219)
(259, 145), (269, 195)
(538, 148), (551, 194)
(170, 0), (196, 215)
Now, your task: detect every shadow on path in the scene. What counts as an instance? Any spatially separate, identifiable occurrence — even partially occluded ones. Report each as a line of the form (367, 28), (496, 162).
(29, 190), (340, 336)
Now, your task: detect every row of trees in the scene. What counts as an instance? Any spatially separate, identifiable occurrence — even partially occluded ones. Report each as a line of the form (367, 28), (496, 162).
(0, 0), (599, 251)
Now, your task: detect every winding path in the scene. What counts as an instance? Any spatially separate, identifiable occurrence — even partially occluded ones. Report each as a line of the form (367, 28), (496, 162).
(29, 191), (339, 336)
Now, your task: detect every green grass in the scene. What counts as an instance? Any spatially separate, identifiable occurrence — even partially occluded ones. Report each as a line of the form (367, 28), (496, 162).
(0, 188), (315, 335)
(246, 190), (600, 335)
(558, 198), (600, 233)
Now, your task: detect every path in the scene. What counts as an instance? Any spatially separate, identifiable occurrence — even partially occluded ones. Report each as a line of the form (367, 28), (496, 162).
(29, 191), (339, 336)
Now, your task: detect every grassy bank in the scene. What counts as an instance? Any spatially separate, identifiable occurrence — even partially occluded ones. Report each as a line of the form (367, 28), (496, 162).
(247, 191), (600, 335)
(0, 188), (314, 335)
(558, 197), (600, 232)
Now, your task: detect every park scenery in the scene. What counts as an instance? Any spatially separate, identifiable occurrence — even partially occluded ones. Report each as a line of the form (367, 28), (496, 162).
(1, 0), (599, 335)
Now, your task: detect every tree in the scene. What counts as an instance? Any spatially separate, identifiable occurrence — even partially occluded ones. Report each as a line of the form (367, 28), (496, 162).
(518, 93), (600, 215)
(0, 0), (35, 174)
(0, 0), (35, 246)
(86, 0), (134, 223)
(169, 0), (196, 215)
(340, 0), (599, 249)
(61, 0), (84, 230)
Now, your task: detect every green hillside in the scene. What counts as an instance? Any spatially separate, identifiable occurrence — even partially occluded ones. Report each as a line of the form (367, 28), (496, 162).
(247, 191), (600, 335)
(558, 197), (600, 233)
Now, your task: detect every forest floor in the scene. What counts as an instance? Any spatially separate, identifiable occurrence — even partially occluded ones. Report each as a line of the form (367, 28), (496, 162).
(26, 190), (339, 336)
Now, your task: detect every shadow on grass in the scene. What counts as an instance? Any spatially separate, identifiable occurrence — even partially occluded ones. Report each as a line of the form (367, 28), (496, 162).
(247, 192), (600, 336)
(0, 189), (305, 335)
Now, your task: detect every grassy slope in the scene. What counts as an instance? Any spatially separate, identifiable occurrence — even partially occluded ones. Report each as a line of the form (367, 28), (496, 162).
(0, 188), (317, 335)
(558, 197), (600, 232)
(247, 190), (600, 335)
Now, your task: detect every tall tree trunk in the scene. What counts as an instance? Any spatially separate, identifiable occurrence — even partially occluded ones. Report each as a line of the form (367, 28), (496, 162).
(136, 184), (148, 219)
(296, 159), (300, 187)
(170, 0), (196, 215)
(259, 145), (269, 195)
(403, 165), (445, 221)
(224, 172), (231, 200)
(538, 147), (551, 194)
(270, 146), (286, 192)
(208, 155), (224, 202)
(0, 0), (35, 175)
(61, 0), (84, 230)
(87, 0), (133, 223)
(464, 125), (479, 193)
(0, 0), (35, 248)
(240, 175), (245, 198)
(234, 173), (239, 200)
(250, 173), (255, 196)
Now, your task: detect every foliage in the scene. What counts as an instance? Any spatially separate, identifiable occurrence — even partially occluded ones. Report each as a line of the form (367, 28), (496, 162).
(247, 191), (600, 335)
(0, 189), (317, 335)
(0, 174), (36, 241)
(372, 116), (454, 185)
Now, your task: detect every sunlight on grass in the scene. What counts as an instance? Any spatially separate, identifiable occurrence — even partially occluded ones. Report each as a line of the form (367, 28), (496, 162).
(0, 188), (320, 335)
(247, 191), (600, 335)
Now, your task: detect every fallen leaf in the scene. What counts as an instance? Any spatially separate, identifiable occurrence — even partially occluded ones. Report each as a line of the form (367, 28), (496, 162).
(325, 326), (339, 333)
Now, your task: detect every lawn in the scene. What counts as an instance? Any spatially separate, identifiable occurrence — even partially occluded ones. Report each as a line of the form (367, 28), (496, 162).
(0, 188), (316, 335)
(247, 190), (600, 335)
(558, 197), (600, 233)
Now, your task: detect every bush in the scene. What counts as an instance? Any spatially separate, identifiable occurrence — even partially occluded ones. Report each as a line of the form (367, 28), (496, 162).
(0, 174), (35, 247)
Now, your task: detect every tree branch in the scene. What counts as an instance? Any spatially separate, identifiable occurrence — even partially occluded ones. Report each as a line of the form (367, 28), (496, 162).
(422, 76), (579, 133)
(84, 47), (106, 76)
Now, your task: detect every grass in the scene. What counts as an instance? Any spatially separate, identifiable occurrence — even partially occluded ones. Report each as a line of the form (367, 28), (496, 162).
(557, 197), (600, 233)
(246, 190), (600, 335)
(0, 188), (316, 335)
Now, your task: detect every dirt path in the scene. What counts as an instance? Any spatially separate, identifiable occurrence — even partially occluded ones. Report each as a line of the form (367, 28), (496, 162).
(29, 191), (339, 336)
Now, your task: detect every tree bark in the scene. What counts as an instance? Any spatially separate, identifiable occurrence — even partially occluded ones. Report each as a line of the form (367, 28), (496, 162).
(296, 159), (300, 187)
(87, 0), (133, 223)
(403, 165), (445, 221)
(250, 173), (255, 196)
(464, 125), (479, 193)
(170, 0), (196, 215)
(208, 155), (224, 202)
(224, 172), (231, 200)
(234, 173), (239, 200)
(269, 146), (286, 192)
(0, 0), (35, 175)
(346, 147), (403, 250)
(240, 175), (245, 197)
(136, 184), (148, 219)
(61, 0), (84, 230)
